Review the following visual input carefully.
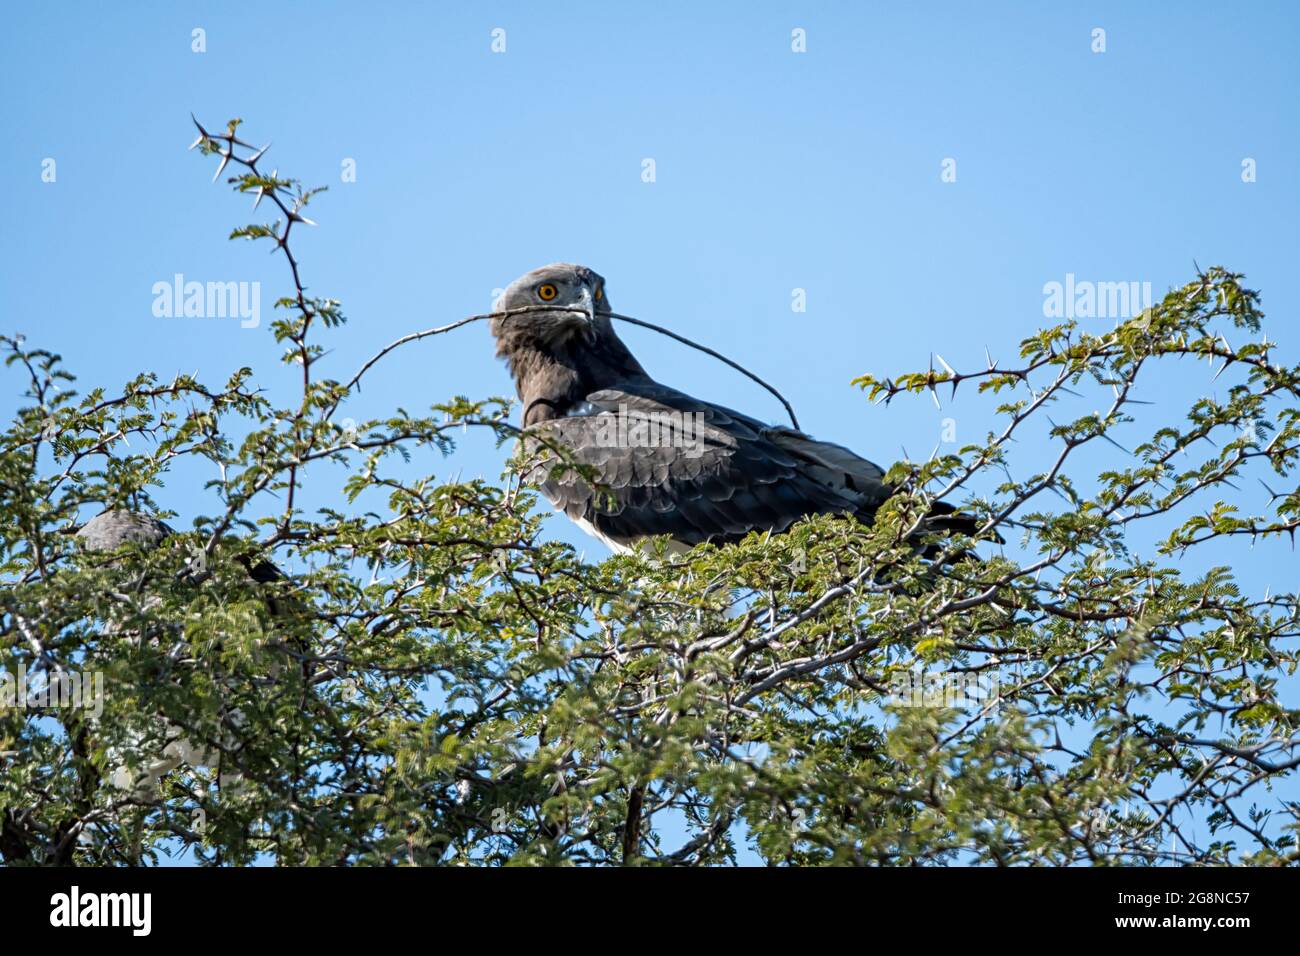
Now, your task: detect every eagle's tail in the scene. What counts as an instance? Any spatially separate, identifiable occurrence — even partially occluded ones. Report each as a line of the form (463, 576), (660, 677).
(921, 501), (1004, 544)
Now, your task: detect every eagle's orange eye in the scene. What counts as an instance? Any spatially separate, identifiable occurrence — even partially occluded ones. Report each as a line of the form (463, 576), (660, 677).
(594, 285), (603, 301)
(537, 283), (558, 301)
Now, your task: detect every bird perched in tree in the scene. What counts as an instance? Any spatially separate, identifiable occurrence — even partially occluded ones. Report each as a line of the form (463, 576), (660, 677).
(75, 510), (175, 553)
(74, 509), (297, 796)
(490, 263), (991, 555)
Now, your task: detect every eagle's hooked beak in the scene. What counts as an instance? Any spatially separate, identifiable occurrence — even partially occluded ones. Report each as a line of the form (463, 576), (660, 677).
(573, 285), (595, 326)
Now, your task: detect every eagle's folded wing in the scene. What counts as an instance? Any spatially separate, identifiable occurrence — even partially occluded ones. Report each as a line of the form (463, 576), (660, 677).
(519, 381), (888, 551)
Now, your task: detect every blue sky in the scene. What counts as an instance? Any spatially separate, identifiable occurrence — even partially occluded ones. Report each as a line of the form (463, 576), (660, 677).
(4, 2), (1297, 554)
(3, 2), (1298, 861)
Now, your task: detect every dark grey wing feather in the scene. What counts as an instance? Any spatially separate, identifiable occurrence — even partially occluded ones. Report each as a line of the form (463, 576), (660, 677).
(520, 381), (891, 548)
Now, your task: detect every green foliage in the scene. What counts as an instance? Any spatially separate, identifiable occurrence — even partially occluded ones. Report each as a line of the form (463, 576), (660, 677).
(1, 120), (1297, 865)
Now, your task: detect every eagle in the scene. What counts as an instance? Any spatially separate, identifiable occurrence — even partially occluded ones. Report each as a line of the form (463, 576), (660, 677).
(491, 263), (989, 555)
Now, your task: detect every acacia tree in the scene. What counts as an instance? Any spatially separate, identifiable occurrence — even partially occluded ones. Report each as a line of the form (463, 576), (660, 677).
(1, 119), (1297, 866)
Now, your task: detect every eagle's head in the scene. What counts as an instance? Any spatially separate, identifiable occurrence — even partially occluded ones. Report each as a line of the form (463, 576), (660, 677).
(490, 263), (647, 419)
(491, 263), (613, 352)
